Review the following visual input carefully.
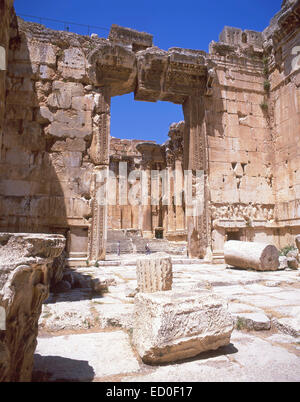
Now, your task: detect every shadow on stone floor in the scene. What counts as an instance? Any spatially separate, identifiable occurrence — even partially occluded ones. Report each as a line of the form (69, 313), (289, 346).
(147, 343), (239, 367)
(33, 354), (95, 382)
(45, 270), (107, 305)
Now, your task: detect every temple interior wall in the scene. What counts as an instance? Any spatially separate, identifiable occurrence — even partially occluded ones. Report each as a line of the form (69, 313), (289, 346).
(207, 32), (277, 256)
(271, 30), (300, 230)
(0, 18), (96, 259)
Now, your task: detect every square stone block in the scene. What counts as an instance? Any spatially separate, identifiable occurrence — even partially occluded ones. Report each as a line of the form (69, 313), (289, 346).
(133, 290), (234, 364)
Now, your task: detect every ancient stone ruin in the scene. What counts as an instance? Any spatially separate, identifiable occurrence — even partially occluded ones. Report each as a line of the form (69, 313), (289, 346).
(0, 0), (300, 382)
(0, 1), (299, 265)
(0, 233), (65, 381)
(133, 290), (234, 364)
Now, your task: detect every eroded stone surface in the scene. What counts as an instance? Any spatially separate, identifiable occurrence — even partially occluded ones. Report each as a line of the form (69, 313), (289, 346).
(224, 241), (279, 271)
(136, 253), (173, 293)
(34, 331), (140, 381)
(0, 233), (65, 382)
(133, 290), (234, 364)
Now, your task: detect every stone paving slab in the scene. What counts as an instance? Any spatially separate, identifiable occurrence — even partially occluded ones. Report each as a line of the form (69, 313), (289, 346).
(40, 263), (300, 334)
(34, 331), (140, 381)
(122, 332), (300, 383)
(36, 261), (300, 382)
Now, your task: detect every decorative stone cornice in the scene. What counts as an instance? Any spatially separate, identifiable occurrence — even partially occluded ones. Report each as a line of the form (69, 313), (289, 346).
(263, 0), (300, 45)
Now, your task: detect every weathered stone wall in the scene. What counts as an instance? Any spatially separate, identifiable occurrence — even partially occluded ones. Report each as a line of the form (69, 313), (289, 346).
(0, 0), (14, 169)
(265, 0), (300, 248)
(207, 29), (276, 258)
(0, 233), (65, 382)
(1, 19), (100, 261)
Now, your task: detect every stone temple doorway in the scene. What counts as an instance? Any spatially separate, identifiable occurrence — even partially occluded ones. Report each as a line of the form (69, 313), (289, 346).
(86, 24), (211, 263)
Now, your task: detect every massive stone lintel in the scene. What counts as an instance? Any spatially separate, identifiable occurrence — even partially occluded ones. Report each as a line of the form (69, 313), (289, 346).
(88, 36), (208, 103)
(264, 0), (300, 44)
(135, 47), (208, 104)
(0, 233), (65, 382)
(108, 24), (153, 52)
(88, 42), (137, 97)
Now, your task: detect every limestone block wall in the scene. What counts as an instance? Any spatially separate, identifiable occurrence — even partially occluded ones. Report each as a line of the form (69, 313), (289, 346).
(0, 0), (14, 167)
(0, 18), (103, 258)
(268, 22), (300, 247)
(207, 30), (276, 255)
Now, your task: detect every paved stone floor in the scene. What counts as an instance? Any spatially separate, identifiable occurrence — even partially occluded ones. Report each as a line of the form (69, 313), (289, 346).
(34, 258), (300, 382)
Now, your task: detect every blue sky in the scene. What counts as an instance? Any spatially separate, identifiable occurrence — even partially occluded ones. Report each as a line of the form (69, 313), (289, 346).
(15, 0), (282, 143)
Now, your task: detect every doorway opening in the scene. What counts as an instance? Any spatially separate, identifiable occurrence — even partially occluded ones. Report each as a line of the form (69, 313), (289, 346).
(226, 229), (242, 241)
(107, 93), (187, 255)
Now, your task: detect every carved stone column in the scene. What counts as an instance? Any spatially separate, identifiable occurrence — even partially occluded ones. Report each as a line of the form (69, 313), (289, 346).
(88, 87), (111, 262)
(141, 162), (153, 238)
(174, 157), (185, 231)
(88, 165), (109, 262)
(183, 95), (211, 260)
(136, 143), (164, 239)
(0, 1), (14, 162)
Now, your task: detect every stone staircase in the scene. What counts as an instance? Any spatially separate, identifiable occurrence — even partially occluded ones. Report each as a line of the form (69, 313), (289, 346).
(106, 229), (187, 256)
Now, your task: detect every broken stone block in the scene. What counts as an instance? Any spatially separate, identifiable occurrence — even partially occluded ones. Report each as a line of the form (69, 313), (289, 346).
(224, 241), (279, 271)
(0, 233), (65, 382)
(133, 290), (234, 364)
(72, 272), (116, 293)
(287, 257), (298, 270)
(52, 280), (72, 293)
(286, 249), (299, 260)
(62, 272), (75, 288)
(234, 312), (271, 331)
(295, 235), (300, 252)
(136, 253), (172, 293)
(279, 256), (288, 270)
(272, 308), (300, 337)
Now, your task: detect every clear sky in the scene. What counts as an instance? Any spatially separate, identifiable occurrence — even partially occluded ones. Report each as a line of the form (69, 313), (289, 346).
(15, 0), (282, 144)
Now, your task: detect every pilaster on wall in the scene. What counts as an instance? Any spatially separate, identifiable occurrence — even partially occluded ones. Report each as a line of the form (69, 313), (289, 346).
(0, 0), (14, 162)
(183, 95), (211, 260)
(88, 87), (111, 262)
